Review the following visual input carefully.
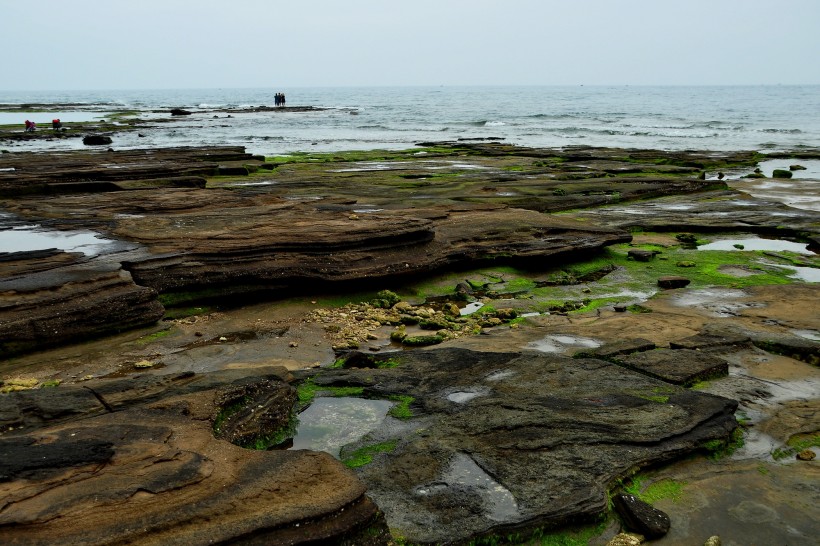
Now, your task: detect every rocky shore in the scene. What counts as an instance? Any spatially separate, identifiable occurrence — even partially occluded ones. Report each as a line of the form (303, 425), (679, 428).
(1, 143), (818, 545)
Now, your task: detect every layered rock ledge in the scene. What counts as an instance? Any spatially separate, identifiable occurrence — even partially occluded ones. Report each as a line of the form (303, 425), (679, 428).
(0, 367), (389, 545)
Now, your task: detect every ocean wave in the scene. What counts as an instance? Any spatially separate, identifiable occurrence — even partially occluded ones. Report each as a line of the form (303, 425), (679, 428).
(760, 128), (802, 134)
(551, 126), (721, 139)
(466, 120), (506, 127)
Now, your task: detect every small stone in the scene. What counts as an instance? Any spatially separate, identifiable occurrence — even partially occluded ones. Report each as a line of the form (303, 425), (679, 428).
(366, 333), (379, 340)
(194, 331), (203, 337)
(219, 336), (228, 342)
(704, 536), (721, 546)
(658, 276), (691, 289)
(134, 360), (154, 369)
(348, 214), (359, 220)
(289, 341), (299, 348)
(676, 261), (696, 268)
(613, 493), (670, 539)
(790, 164), (807, 171)
(796, 449), (816, 461)
(613, 304), (628, 312)
(628, 249), (656, 262)
(607, 533), (644, 546)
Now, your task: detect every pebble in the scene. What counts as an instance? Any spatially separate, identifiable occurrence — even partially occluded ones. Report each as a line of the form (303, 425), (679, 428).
(796, 449), (816, 461)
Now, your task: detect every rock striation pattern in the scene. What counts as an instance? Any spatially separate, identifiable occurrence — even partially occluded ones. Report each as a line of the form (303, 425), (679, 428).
(0, 367), (390, 545)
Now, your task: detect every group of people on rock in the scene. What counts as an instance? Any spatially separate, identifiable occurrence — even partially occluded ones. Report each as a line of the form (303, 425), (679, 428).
(274, 92), (286, 107)
(23, 119), (63, 132)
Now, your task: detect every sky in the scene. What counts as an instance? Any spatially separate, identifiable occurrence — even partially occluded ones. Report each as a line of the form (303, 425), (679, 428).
(1, 0), (819, 90)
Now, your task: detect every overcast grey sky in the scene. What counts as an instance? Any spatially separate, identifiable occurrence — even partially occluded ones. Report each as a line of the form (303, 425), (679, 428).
(2, 0), (819, 90)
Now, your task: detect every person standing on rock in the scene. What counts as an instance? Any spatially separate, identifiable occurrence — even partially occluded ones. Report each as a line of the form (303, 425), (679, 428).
(281, 93), (286, 107)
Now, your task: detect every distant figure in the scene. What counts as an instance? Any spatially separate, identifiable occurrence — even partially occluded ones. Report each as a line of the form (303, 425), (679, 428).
(281, 93), (286, 107)
(274, 93), (281, 107)
(52, 118), (62, 130)
(24, 120), (36, 132)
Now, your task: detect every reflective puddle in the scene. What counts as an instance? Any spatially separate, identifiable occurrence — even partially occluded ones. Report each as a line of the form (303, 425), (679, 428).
(698, 237), (813, 255)
(460, 302), (485, 316)
(0, 225), (116, 256)
(290, 397), (394, 458)
(414, 453), (519, 522)
(526, 334), (601, 353)
(446, 387), (490, 404)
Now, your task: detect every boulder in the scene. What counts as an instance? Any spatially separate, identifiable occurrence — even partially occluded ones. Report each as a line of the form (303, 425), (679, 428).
(613, 493), (671, 539)
(82, 135), (113, 145)
(628, 249), (656, 262)
(170, 108), (192, 116)
(657, 276), (691, 289)
(772, 169), (793, 178)
(789, 164), (807, 171)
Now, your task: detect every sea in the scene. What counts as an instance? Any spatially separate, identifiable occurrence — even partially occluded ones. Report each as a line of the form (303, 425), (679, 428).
(1, 86), (818, 156)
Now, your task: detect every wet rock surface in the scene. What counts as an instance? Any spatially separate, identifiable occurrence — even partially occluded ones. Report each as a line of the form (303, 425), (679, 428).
(613, 348), (729, 386)
(308, 347), (738, 544)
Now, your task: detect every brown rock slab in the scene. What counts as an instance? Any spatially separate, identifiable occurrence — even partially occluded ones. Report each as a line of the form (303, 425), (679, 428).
(657, 275), (691, 289)
(0, 368), (386, 545)
(614, 349), (729, 386)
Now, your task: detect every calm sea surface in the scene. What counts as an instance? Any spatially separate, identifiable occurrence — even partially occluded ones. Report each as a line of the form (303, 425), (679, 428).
(0, 86), (818, 156)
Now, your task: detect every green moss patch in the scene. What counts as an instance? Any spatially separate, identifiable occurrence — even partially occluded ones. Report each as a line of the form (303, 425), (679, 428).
(342, 440), (398, 468)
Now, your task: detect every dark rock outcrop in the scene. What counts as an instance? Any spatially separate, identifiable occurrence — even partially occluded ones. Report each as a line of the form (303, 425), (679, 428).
(307, 347), (738, 544)
(170, 108), (192, 116)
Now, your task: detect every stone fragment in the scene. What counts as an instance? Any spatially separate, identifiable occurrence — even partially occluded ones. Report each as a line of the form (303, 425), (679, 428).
(657, 276), (691, 289)
(704, 536), (722, 546)
(613, 493), (671, 539)
(789, 164), (806, 171)
(607, 532), (645, 546)
(628, 249), (656, 262)
(796, 449), (816, 461)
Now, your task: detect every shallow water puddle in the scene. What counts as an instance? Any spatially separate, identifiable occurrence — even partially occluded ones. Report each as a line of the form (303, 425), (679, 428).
(760, 262), (820, 282)
(459, 301), (484, 316)
(792, 329), (820, 342)
(290, 397), (394, 458)
(670, 288), (765, 316)
(698, 237), (813, 254)
(0, 225), (115, 255)
(414, 453), (519, 522)
(526, 334), (601, 353)
(446, 387), (490, 403)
